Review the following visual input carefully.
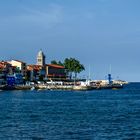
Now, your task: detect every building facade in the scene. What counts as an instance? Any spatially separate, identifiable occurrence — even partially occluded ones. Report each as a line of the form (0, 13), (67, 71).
(10, 60), (26, 77)
(27, 65), (45, 81)
(0, 61), (13, 84)
(6, 73), (23, 86)
(46, 64), (67, 81)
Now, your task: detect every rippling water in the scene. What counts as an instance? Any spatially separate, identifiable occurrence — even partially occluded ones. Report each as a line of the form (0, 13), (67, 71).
(0, 83), (140, 139)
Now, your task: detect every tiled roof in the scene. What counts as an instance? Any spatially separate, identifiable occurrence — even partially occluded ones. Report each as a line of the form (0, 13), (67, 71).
(27, 65), (43, 71)
(47, 64), (65, 69)
(0, 61), (11, 67)
(0, 64), (4, 69)
(0, 61), (9, 65)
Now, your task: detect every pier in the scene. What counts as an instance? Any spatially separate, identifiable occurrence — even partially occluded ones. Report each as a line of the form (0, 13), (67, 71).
(0, 81), (125, 91)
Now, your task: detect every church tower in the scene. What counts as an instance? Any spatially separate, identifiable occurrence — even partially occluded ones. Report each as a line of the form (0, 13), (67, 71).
(37, 50), (46, 66)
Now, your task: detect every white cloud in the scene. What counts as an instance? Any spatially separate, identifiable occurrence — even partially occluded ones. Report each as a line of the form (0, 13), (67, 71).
(1, 4), (64, 29)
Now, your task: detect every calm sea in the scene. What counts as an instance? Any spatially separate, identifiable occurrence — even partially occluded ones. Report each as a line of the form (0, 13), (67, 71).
(0, 83), (140, 140)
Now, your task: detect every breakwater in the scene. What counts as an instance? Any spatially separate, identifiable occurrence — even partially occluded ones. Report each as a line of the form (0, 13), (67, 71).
(0, 83), (123, 91)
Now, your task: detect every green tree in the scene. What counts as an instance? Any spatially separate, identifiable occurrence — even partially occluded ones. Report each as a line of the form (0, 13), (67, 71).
(64, 58), (85, 79)
(58, 61), (64, 66)
(51, 60), (64, 66)
(51, 60), (58, 65)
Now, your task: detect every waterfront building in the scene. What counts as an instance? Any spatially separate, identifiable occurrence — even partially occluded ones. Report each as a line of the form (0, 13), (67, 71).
(0, 64), (6, 84)
(6, 73), (23, 86)
(0, 61), (13, 84)
(36, 50), (67, 81)
(37, 50), (46, 66)
(27, 65), (45, 81)
(0, 61), (12, 74)
(4, 50), (67, 82)
(46, 64), (67, 81)
(0, 73), (5, 85)
(14, 73), (23, 84)
(10, 60), (26, 77)
(6, 75), (15, 86)
(27, 64), (67, 81)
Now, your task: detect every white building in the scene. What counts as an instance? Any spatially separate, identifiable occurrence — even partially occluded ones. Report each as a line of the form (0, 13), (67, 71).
(10, 60), (26, 76)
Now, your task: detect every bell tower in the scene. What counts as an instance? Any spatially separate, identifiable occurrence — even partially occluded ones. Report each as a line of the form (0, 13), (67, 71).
(37, 50), (46, 66)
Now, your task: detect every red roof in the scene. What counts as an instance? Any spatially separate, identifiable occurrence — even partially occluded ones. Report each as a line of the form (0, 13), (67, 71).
(47, 64), (65, 69)
(27, 65), (43, 71)
(0, 61), (11, 68)
(0, 64), (4, 69)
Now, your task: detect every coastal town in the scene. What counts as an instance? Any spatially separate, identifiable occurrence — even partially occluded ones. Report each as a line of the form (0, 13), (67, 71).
(0, 50), (127, 90)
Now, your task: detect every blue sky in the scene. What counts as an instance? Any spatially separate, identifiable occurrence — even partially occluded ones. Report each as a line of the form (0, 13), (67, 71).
(0, 0), (140, 82)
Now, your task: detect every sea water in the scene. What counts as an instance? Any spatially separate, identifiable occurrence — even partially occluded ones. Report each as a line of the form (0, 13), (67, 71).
(0, 83), (140, 139)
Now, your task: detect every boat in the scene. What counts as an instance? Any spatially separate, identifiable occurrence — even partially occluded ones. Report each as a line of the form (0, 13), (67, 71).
(30, 86), (35, 90)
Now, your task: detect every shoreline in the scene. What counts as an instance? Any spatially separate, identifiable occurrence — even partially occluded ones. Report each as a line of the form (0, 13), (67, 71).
(0, 83), (124, 91)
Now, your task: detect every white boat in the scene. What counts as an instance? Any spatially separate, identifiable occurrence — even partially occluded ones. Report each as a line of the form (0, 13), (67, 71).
(31, 86), (35, 90)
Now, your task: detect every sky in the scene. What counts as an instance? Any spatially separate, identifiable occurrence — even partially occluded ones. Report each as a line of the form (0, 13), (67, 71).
(0, 0), (140, 82)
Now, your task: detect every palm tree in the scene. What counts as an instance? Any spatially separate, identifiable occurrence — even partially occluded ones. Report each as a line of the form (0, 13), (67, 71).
(64, 58), (85, 79)
(51, 58), (85, 80)
(74, 63), (85, 79)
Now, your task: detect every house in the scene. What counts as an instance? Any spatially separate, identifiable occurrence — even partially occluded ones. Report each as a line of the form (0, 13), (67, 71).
(27, 65), (45, 81)
(0, 61), (13, 84)
(10, 60), (26, 77)
(6, 75), (15, 86)
(0, 64), (6, 85)
(46, 64), (67, 81)
(6, 73), (24, 86)
(0, 61), (12, 74)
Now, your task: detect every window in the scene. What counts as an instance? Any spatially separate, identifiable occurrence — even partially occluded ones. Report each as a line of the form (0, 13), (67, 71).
(38, 59), (41, 62)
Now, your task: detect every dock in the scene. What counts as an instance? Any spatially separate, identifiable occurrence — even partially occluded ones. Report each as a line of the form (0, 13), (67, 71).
(0, 82), (124, 91)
